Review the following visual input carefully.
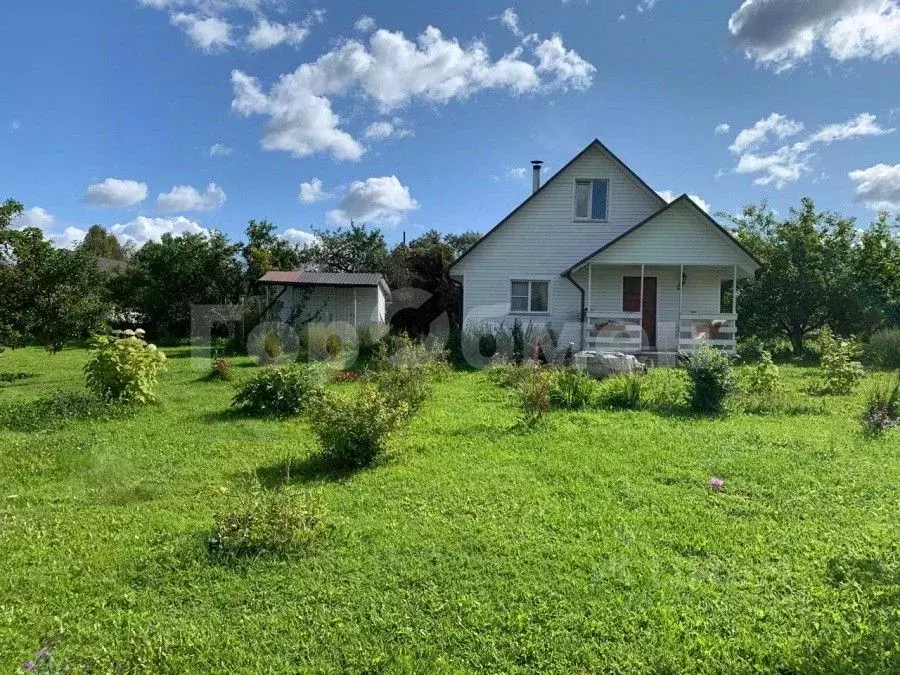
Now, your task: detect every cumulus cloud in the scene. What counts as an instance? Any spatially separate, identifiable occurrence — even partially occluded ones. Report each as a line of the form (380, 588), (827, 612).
(363, 118), (414, 141)
(728, 0), (900, 72)
(11, 206), (54, 230)
(354, 15), (376, 33)
(209, 142), (233, 157)
(728, 111), (894, 188)
(849, 163), (900, 210)
(500, 8), (523, 37)
(49, 227), (88, 250)
(109, 215), (208, 248)
(170, 12), (233, 51)
(729, 113), (803, 154)
(246, 18), (308, 50)
(157, 183), (226, 212)
(657, 190), (711, 213)
(636, 0), (659, 12)
(715, 122), (731, 135)
(279, 228), (319, 247)
(327, 176), (419, 225)
(231, 24), (593, 161)
(298, 177), (331, 204)
(83, 178), (148, 207)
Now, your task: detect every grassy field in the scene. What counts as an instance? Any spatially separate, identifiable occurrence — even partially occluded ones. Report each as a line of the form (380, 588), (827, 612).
(0, 347), (897, 673)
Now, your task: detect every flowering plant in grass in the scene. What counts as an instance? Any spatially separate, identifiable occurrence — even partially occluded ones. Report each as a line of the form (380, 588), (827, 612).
(709, 477), (725, 491)
(84, 334), (167, 404)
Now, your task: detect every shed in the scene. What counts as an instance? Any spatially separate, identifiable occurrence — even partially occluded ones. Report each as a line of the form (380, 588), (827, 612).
(258, 271), (391, 326)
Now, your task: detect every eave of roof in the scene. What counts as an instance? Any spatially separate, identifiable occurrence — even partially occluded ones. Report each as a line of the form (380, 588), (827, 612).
(258, 271), (391, 296)
(562, 194), (762, 275)
(448, 138), (668, 272)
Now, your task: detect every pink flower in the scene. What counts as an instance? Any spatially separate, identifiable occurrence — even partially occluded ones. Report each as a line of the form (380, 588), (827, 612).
(709, 477), (725, 491)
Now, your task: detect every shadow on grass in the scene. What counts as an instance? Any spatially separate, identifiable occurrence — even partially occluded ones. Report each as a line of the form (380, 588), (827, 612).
(0, 372), (34, 385)
(0, 390), (136, 432)
(252, 454), (361, 487)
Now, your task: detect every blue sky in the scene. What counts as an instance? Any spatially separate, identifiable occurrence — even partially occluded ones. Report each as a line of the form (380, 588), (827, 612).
(2, 0), (899, 249)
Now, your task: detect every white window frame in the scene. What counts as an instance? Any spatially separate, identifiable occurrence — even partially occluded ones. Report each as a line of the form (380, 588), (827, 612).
(509, 278), (551, 315)
(573, 177), (609, 222)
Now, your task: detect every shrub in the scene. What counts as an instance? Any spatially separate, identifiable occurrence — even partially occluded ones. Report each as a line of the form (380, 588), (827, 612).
(512, 319), (525, 365)
(325, 333), (342, 359)
(518, 365), (550, 427)
(745, 350), (780, 396)
(487, 357), (529, 389)
(368, 366), (432, 417)
(818, 328), (865, 395)
(863, 328), (900, 370)
(549, 367), (597, 409)
(684, 345), (737, 413)
(312, 387), (407, 468)
(262, 331), (284, 363)
(861, 375), (900, 436)
(232, 364), (325, 417)
(207, 488), (326, 560)
(596, 374), (643, 410)
(84, 335), (167, 404)
(478, 332), (498, 359)
(202, 357), (231, 382)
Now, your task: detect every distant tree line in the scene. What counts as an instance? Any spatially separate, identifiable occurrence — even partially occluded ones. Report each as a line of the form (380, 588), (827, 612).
(1, 195), (897, 355)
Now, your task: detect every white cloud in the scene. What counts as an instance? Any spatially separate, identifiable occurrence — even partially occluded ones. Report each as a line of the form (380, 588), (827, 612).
(618, 14), (626, 21)
(279, 228), (318, 247)
(806, 112), (894, 144)
(109, 215), (208, 248)
(729, 112), (895, 188)
(354, 15), (376, 33)
(246, 17), (308, 50)
(298, 177), (331, 204)
(715, 122), (731, 135)
(157, 183), (226, 212)
(363, 118), (414, 141)
(533, 34), (596, 90)
(209, 142), (233, 156)
(505, 167), (528, 179)
(49, 227), (88, 250)
(170, 12), (233, 51)
(83, 178), (148, 207)
(657, 190), (711, 213)
(231, 24), (593, 161)
(327, 175), (419, 225)
(729, 113), (803, 154)
(9, 120), (21, 132)
(500, 8), (523, 37)
(637, 0), (659, 12)
(849, 163), (900, 210)
(11, 206), (54, 230)
(728, 0), (900, 72)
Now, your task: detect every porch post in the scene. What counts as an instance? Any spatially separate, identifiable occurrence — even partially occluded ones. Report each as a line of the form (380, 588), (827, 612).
(678, 264), (684, 350)
(731, 265), (738, 314)
(587, 263), (592, 313)
(639, 264), (645, 351)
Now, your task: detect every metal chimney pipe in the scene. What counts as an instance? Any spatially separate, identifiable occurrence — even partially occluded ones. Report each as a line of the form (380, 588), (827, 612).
(531, 160), (543, 193)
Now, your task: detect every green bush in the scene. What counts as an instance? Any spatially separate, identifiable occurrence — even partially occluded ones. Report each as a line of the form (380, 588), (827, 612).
(262, 331), (284, 363)
(368, 366), (432, 417)
(818, 328), (865, 395)
(863, 328), (900, 370)
(745, 350), (780, 396)
(202, 357), (231, 382)
(232, 364), (325, 417)
(325, 333), (342, 359)
(84, 335), (168, 404)
(207, 488), (326, 560)
(518, 365), (550, 427)
(549, 367), (597, 409)
(596, 374), (643, 410)
(487, 358), (529, 389)
(861, 375), (900, 436)
(311, 387), (408, 469)
(684, 345), (737, 413)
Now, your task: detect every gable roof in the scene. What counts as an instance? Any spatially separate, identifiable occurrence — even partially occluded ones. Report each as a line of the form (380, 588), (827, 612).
(449, 139), (667, 271)
(562, 194), (762, 274)
(259, 271), (391, 296)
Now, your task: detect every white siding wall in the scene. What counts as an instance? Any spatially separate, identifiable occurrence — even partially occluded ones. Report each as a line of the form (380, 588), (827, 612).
(276, 286), (384, 325)
(453, 145), (663, 338)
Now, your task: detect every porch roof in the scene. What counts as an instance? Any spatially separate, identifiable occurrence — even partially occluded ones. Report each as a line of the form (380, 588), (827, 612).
(563, 195), (761, 276)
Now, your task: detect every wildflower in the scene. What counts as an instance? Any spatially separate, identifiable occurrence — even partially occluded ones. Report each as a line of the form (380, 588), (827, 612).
(23, 661), (36, 671)
(709, 477), (725, 491)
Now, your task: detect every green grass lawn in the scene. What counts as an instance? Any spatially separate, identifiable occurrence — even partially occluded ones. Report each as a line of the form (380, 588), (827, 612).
(0, 347), (897, 673)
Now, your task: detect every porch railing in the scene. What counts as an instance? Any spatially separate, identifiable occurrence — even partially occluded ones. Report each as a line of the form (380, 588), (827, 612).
(678, 313), (737, 353)
(585, 311), (642, 353)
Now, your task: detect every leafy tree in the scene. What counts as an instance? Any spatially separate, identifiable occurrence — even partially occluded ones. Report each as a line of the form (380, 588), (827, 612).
(1, 199), (110, 350)
(852, 212), (900, 328)
(301, 222), (388, 273)
(78, 225), (129, 261)
(443, 230), (482, 258)
(111, 231), (242, 338)
(241, 219), (306, 295)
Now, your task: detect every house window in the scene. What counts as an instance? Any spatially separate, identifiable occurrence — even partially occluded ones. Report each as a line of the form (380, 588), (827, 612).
(574, 179), (609, 221)
(510, 280), (549, 313)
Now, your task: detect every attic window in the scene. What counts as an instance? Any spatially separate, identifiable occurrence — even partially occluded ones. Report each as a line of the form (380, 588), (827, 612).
(574, 179), (608, 221)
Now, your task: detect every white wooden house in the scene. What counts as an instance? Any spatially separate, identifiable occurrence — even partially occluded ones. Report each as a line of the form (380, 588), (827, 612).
(449, 139), (760, 355)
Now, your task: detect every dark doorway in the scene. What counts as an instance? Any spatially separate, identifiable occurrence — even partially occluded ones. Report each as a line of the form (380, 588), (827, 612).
(623, 276), (657, 349)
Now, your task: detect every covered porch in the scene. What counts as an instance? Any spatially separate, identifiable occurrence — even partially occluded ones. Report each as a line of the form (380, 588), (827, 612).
(579, 263), (742, 355)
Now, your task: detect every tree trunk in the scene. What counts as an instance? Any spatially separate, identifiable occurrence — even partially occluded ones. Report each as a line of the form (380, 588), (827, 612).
(790, 326), (805, 356)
